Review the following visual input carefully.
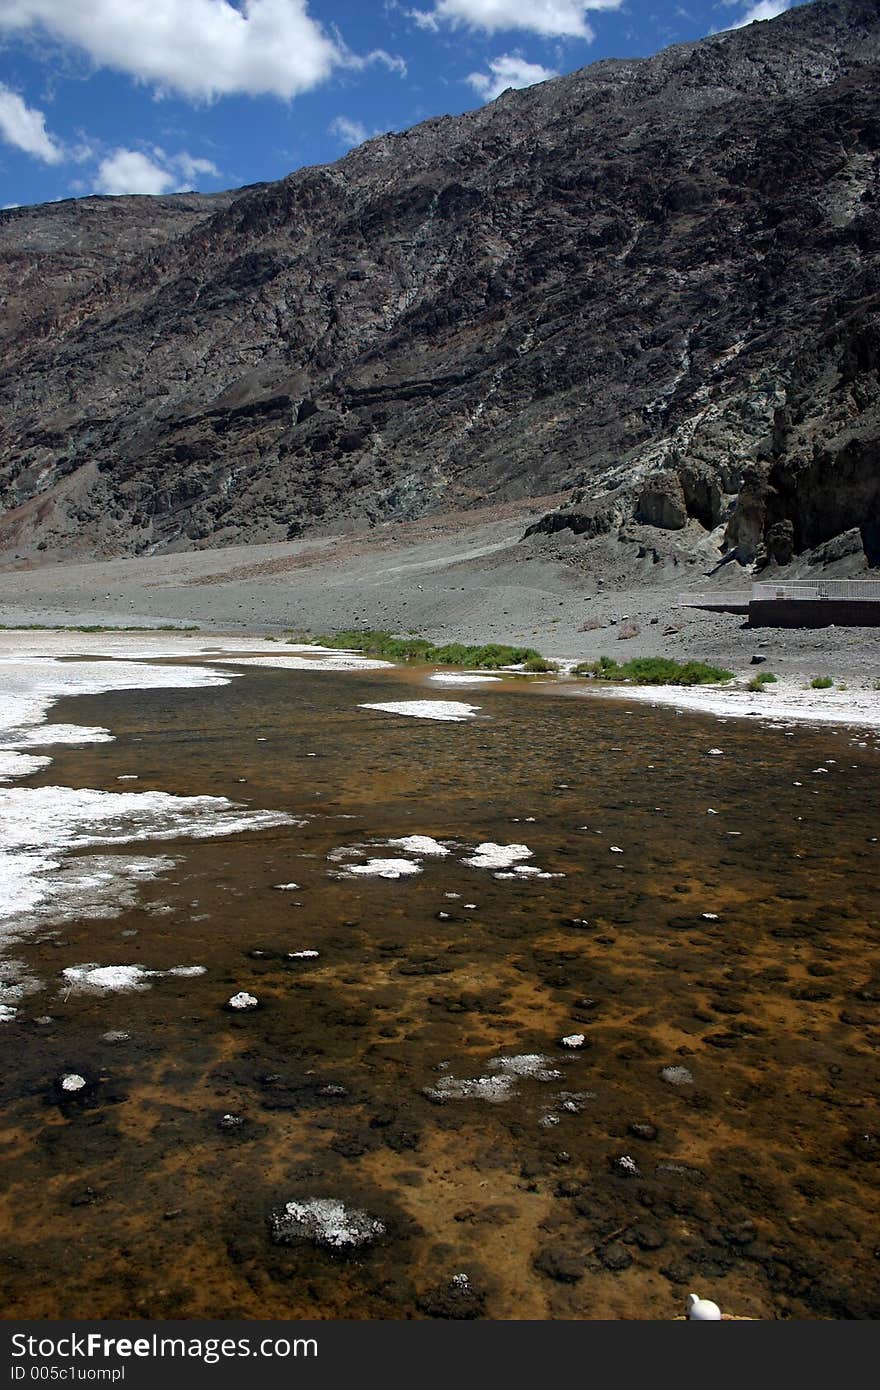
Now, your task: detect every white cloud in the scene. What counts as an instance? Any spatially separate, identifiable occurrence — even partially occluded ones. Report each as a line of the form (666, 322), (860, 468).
(174, 151), (222, 183)
(467, 53), (558, 101)
(409, 0), (622, 40)
(329, 115), (370, 149)
(0, 83), (63, 163)
(727, 1), (792, 27)
(0, 0), (343, 102)
(93, 146), (221, 195)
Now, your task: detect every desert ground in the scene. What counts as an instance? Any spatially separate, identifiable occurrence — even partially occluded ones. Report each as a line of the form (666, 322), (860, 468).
(2, 501), (879, 727)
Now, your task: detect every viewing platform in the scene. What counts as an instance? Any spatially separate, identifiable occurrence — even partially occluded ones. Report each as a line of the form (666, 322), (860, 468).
(679, 580), (880, 627)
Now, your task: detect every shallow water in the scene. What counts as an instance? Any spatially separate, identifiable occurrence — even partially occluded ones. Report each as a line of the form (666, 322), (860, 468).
(1, 662), (879, 1320)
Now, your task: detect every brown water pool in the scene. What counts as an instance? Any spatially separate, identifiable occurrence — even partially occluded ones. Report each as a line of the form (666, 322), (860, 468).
(1, 663), (878, 1319)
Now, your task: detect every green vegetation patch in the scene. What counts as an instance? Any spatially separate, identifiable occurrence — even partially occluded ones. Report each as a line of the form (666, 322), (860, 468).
(574, 654), (734, 686)
(0, 624), (200, 633)
(810, 676), (833, 689)
(311, 629), (551, 670)
(747, 671), (778, 691)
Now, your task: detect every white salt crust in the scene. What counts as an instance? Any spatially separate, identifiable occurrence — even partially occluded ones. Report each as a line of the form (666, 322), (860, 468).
(63, 963), (207, 994)
(386, 836), (450, 856)
(270, 1198), (385, 1249)
(463, 843), (532, 870)
(358, 701), (480, 722)
(1, 787), (296, 931)
(424, 1053), (562, 1104)
(346, 858), (423, 879)
(427, 673), (502, 685)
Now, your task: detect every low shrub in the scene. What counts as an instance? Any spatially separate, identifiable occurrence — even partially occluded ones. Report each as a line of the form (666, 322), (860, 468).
(574, 655), (733, 686)
(312, 629), (550, 670)
(747, 671), (778, 691)
(810, 676), (833, 689)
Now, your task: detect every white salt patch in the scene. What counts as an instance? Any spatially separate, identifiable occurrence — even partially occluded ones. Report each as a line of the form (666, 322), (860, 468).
(386, 836), (450, 856)
(347, 858), (423, 879)
(61, 1074), (86, 1093)
(424, 1074), (515, 1104)
(463, 843), (532, 870)
(0, 656), (231, 772)
(62, 963), (205, 995)
(0, 786), (296, 931)
(273, 882), (301, 890)
(270, 1198), (385, 1249)
(13, 723), (113, 749)
(288, 950), (319, 959)
(228, 991), (259, 1010)
(359, 701), (480, 722)
(0, 958), (41, 998)
(561, 1034), (585, 1049)
(0, 750), (52, 784)
(0, 1004), (16, 1021)
(428, 672), (502, 685)
(488, 1054), (561, 1081)
(217, 654), (392, 672)
(610, 846), (624, 854)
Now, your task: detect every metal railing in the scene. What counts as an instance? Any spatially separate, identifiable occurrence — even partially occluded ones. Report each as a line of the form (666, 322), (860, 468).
(677, 591), (750, 608)
(751, 581), (880, 602)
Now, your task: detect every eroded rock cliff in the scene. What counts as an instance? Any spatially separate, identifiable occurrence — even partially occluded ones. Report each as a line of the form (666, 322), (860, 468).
(0, 0), (878, 571)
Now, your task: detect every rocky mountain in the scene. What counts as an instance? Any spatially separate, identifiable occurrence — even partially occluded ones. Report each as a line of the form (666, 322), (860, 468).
(0, 0), (878, 573)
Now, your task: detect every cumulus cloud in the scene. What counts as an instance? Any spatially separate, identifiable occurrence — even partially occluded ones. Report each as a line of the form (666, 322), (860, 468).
(467, 53), (558, 101)
(728, 0), (792, 26)
(409, 0), (622, 40)
(328, 115), (370, 149)
(93, 146), (221, 195)
(0, 83), (63, 163)
(0, 0), (343, 102)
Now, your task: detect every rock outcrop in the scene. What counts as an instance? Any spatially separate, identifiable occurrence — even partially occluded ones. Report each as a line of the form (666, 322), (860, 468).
(0, 0), (878, 571)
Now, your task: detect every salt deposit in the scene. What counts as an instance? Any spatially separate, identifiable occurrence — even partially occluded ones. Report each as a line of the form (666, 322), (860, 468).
(62, 963), (207, 995)
(386, 836), (450, 856)
(346, 858), (423, 879)
(488, 1054), (562, 1081)
(462, 843), (533, 870)
(427, 672), (502, 685)
(359, 701), (480, 722)
(270, 1198), (385, 1250)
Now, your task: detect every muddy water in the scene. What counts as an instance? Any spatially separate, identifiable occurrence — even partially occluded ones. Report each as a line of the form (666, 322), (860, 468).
(1, 662), (879, 1320)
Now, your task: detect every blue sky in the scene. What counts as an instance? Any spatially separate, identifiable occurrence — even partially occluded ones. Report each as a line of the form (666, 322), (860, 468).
(0, 0), (801, 210)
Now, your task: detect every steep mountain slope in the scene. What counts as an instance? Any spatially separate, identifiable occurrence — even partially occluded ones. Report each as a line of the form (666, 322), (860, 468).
(0, 0), (878, 570)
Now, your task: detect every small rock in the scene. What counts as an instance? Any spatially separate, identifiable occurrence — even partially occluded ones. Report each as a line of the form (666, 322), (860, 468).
(660, 1065), (694, 1087)
(226, 992), (259, 1011)
(612, 1154), (639, 1176)
(629, 1121), (658, 1141)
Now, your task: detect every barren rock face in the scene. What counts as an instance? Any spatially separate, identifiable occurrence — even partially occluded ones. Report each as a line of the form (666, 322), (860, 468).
(0, 0), (878, 571)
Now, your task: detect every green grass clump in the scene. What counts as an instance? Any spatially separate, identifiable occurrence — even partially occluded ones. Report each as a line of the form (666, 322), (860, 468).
(747, 671), (778, 691)
(810, 676), (833, 689)
(574, 655), (733, 686)
(311, 629), (549, 670)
